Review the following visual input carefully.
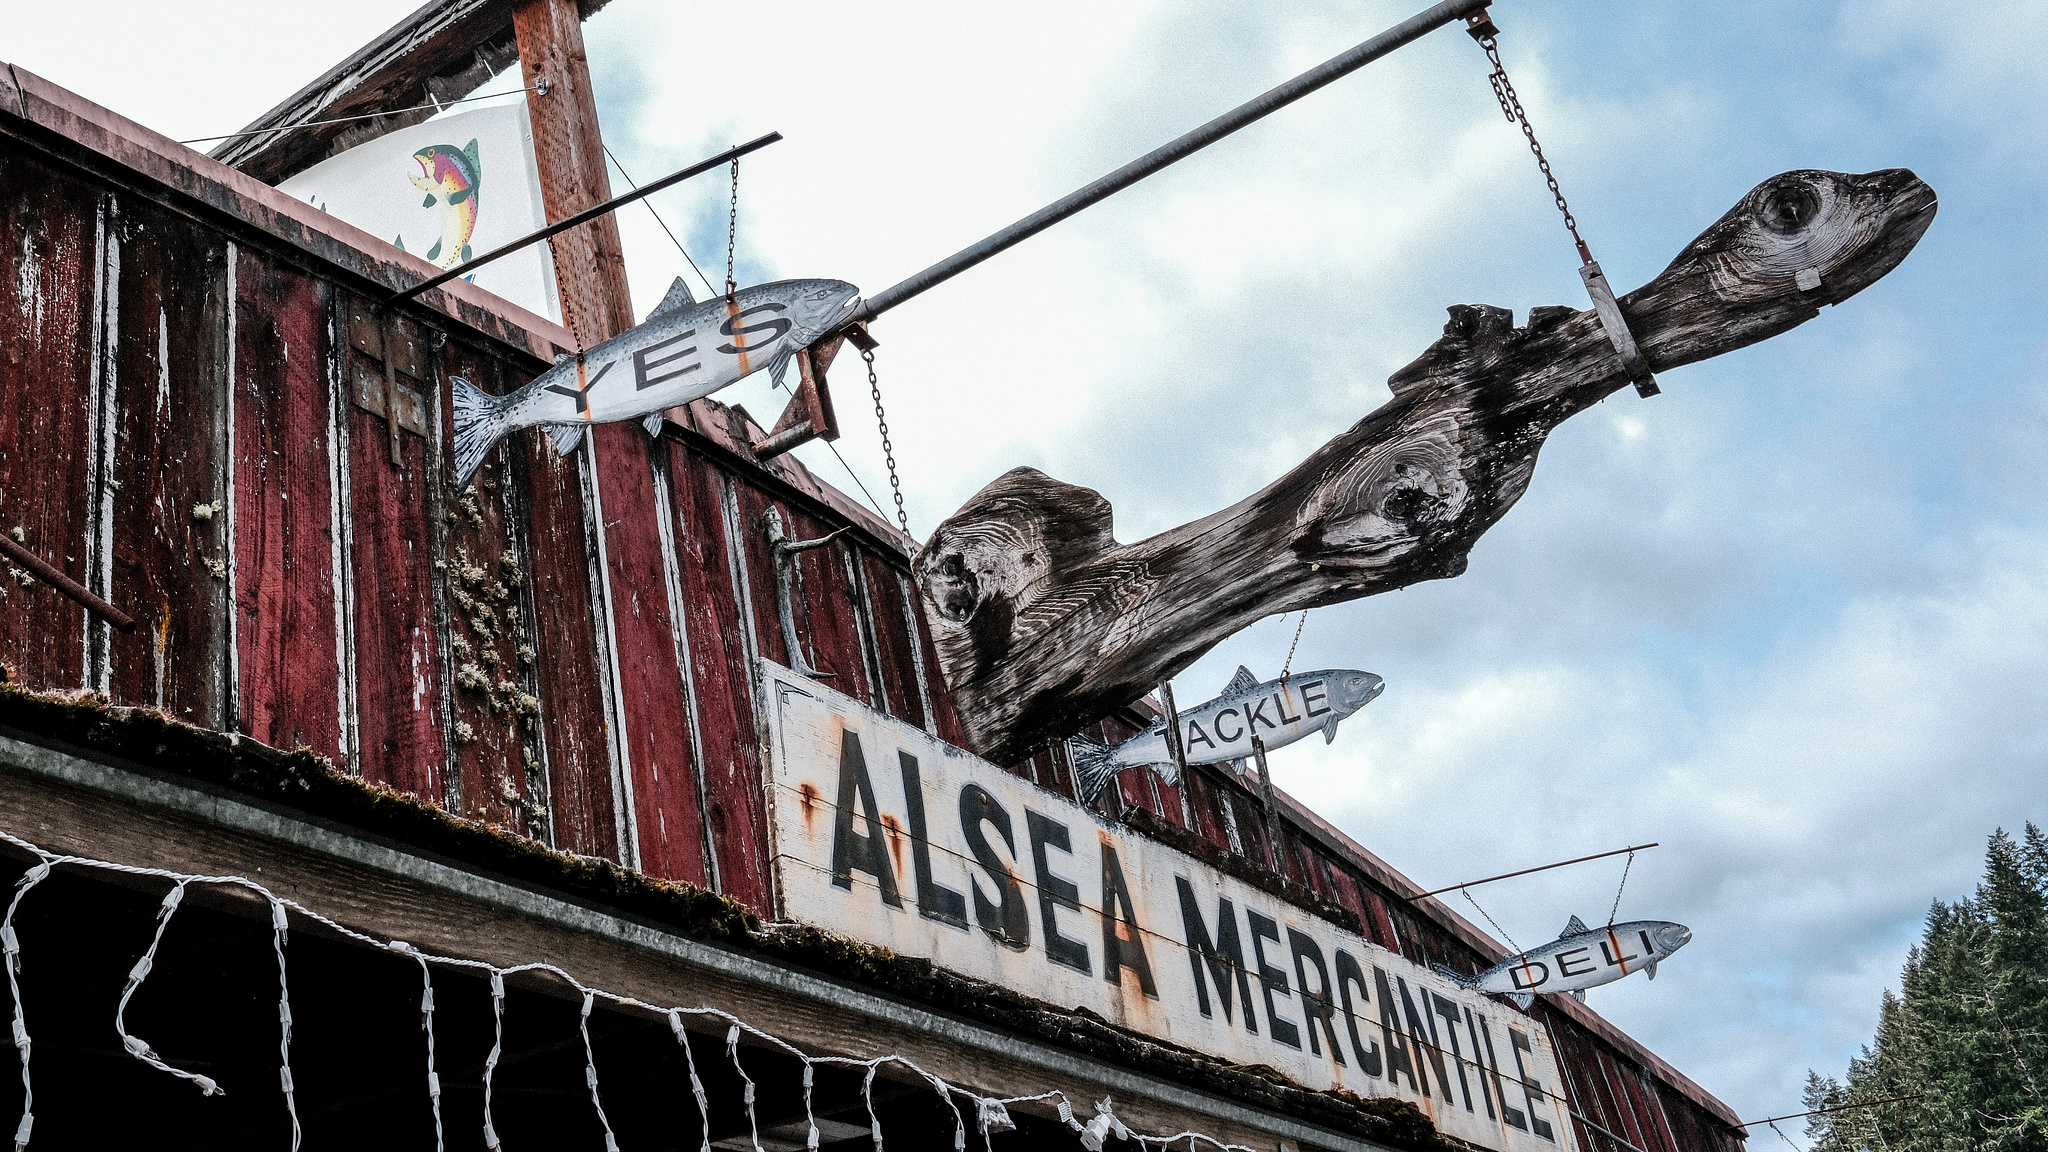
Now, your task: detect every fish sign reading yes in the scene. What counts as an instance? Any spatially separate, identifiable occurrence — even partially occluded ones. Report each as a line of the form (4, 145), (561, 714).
(761, 661), (1577, 1152)
(449, 277), (860, 486)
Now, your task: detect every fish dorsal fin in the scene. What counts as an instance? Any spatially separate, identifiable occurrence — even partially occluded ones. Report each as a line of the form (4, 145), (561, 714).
(1561, 915), (1589, 939)
(463, 138), (480, 178)
(1225, 665), (1259, 695)
(650, 276), (696, 321)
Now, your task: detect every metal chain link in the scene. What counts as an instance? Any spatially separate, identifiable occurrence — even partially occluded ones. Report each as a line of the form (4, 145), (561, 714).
(1463, 888), (1523, 957)
(1280, 610), (1308, 680)
(1606, 849), (1635, 927)
(1477, 32), (1593, 265)
(864, 348), (910, 539)
(725, 159), (739, 302)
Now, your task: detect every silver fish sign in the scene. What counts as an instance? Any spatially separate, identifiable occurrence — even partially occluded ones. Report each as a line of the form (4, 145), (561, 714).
(450, 276), (862, 486)
(1070, 665), (1384, 802)
(1436, 916), (1692, 1011)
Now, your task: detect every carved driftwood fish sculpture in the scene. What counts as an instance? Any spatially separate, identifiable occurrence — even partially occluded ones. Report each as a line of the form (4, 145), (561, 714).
(914, 168), (1938, 764)
(1435, 915), (1692, 1011)
(1069, 665), (1383, 801)
(450, 277), (861, 486)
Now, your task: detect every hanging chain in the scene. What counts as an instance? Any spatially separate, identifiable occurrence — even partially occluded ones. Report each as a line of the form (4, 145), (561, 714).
(1607, 850), (1636, 927)
(1463, 889), (1522, 956)
(1471, 21), (1593, 265)
(865, 348), (910, 538)
(1280, 611), (1308, 680)
(725, 158), (740, 302)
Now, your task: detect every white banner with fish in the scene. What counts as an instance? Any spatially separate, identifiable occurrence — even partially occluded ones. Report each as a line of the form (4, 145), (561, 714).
(760, 660), (1577, 1152)
(279, 102), (558, 320)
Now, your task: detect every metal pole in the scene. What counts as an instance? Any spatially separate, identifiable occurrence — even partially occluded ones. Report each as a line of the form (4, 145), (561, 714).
(1407, 843), (1659, 901)
(852, 0), (1493, 323)
(1250, 735), (1284, 873)
(1158, 681), (1197, 829)
(383, 132), (783, 308)
(0, 533), (135, 632)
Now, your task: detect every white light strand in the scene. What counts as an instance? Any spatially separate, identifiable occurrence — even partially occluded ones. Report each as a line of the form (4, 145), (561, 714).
(3, 861), (49, 1152)
(391, 942), (445, 1152)
(727, 1022), (762, 1151)
(113, 881), (221, 1097)
(0, 830), (1260, 1152)
(483, 969), (504, 1151)
(579, 990), (622, 1152)
(270, 898), (300, 1152)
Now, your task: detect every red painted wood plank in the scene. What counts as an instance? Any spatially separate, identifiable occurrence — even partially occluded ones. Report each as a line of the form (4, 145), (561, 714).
(590, 425), (707, 885)
(105, 198), (230, 724)
(439, 338), (545, 834)
(345, 313), (446, 801)
(902, 582), (969, 748)
(780, 504), (874, 703)
(231, 247), (340, 758)
(516, 416), (619, 858)
(664, 442), (772, 912)
(727, 480), (790, 671)
(0, 147), (100, 688)
(858, 553), (928, 729)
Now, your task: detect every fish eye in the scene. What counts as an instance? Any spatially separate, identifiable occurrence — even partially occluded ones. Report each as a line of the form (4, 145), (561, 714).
(1759, 181), (1822, 235)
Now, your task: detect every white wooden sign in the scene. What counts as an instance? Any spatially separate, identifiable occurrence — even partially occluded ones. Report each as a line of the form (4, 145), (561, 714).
(759, 661), (1577, 1152)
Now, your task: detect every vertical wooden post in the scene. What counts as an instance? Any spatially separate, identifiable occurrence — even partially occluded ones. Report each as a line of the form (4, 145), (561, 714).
(512, 0), (633, 342)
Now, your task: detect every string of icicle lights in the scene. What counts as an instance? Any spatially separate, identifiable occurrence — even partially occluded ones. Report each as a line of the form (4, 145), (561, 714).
(0, 828), (1260, 1152)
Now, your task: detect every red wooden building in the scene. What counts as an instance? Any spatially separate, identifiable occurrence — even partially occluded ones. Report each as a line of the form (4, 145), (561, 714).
(0, 7), (1746, 1150)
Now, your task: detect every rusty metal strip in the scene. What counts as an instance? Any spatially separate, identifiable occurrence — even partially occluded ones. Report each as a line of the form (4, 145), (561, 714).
(0, 533), (136, 633)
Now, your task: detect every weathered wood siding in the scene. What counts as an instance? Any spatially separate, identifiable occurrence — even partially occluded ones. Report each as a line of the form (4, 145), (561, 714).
(0, 70), (1745, 1151)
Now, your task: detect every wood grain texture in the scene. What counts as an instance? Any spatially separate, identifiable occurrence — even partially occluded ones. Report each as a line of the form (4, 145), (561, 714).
(589, 424), (707, 886)
(512, 0), (632, 343)
(104, 197), (231, 724)
(0, 148), (100, 687)
(346, 313), (447, 799)
(664, 443), (772, 913)
(231, 247), (341, 757)
(917, 169), (1939, 763)
(517, 423), (617, 858)
(440, 338), (546, 834)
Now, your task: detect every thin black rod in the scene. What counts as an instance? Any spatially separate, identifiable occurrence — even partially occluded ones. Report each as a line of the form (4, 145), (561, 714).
(384, 131), (782, 308)
(1737, 1093), (1927, 1129)
(852, 0), (1493, 323)
(1408, 843), (1659, 901)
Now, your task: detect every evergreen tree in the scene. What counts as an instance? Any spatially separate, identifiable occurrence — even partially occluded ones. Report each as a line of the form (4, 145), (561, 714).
(1806, 825), (2048, 1151)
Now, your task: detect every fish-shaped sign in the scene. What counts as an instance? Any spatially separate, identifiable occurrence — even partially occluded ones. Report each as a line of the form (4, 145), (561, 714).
(450, 276), (861, 486)
(1069, 665), (1384, 802)
(409, 140), (480, 268)
(1436, 916), (1692, 1011)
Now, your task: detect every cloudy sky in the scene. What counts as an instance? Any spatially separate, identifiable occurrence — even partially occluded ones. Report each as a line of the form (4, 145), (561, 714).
(10, 0), (2044, 1138)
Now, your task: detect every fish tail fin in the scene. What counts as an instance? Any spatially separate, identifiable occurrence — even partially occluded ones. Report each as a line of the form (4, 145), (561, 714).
(1070, 737), (1120, 804)
(1432, 962), (1479, 991)
(450, 376), (512, 488)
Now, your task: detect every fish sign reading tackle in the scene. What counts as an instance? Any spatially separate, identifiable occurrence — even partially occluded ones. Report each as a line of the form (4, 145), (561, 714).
(448, 277), (861, 486)
(1437, 917), (1692, 1011)
(1070, 666), (1384, 802)
(761, 661), (1578, 1152)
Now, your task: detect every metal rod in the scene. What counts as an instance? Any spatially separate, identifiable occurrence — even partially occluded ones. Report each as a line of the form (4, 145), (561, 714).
(1737, 1093), (1926, 1129)
(1570, 1111), (1649, 1152)
(1408, 843), (1659, 901)
(1250, 735), (1284, 873)
(851, 0), (1493, 324)
(0, 534), (136, 633)
(384, 132), (783, 308)
(1158, 681), (1198, 830)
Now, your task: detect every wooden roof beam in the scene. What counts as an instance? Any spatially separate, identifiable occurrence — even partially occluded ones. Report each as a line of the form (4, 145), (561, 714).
(210, 0), (613, 186)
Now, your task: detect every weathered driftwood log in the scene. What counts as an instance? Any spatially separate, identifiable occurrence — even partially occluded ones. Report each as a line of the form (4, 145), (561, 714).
(915, 168), (1938, 764)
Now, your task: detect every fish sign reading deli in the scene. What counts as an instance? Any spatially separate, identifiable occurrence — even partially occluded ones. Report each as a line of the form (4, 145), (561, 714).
(760, 663), (1576, 1152)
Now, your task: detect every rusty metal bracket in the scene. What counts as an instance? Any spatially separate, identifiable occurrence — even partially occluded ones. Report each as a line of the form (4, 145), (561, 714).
(752, 331), (847, 461)
(0, 532), (135, 632)
(345, 302), (429, 462)
(764, 507), (848, 679)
